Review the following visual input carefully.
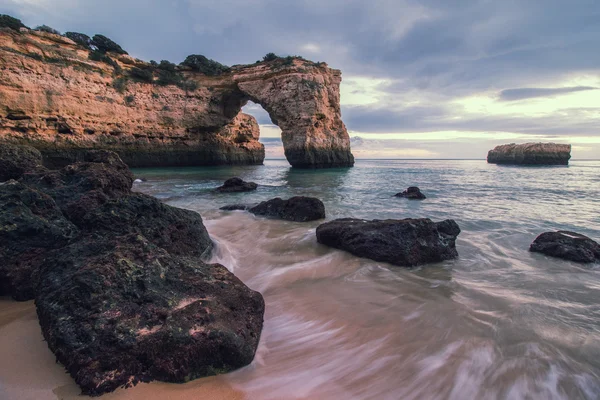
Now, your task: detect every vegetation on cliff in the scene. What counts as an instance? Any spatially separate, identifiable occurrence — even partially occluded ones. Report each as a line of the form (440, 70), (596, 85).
(0, 14), (27, 31)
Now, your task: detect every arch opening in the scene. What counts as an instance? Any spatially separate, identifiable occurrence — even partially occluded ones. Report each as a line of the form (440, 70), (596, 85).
(241, 101), (285, 160)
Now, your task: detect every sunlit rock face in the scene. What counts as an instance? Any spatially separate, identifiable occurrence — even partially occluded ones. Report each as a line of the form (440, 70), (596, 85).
(487, 143), (572, 165)
(234, 62), (354, 168)
(0, 29), (353, 168)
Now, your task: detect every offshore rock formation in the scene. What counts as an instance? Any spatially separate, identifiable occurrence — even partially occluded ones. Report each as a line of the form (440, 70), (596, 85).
(487, 143), (571, 165)
(395, 186), (426, 200)
(0, 144), (264, 395)
(316, 218), (461, 267)
(0, 28), (354, 168)
(530, 231), (600, 263)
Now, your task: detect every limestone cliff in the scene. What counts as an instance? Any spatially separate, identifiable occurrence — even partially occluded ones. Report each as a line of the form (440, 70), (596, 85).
(0, 27), (354, 168)
(487, 143), (572, 165)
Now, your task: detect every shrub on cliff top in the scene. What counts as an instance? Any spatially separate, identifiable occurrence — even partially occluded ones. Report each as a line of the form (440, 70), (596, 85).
(155, 60), (182, 86)
(157, 60), (177, 71)
(35, 25), (61, 35)
(91, 34), (128, 55)
(0, 14), (26, 31)
(263, 52), (279, 62)
(180, 54), (230, 76)
(65, 32), (92, 48)
(129, 67), (154, 83)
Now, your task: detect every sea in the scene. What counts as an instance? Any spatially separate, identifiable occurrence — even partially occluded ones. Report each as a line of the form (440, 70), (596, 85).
(131, 158), (600, 399)
(1, 158), (600, 399)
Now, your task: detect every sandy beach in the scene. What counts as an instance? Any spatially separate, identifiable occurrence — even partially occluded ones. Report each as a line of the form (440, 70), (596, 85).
(0, 298), (246, 400)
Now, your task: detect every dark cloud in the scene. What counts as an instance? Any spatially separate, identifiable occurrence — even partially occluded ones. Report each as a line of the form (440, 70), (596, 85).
(499, 87), (598, 101)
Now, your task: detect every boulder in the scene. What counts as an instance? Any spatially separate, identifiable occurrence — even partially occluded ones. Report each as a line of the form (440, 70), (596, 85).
(0, 181), (78, 300)
(77, 193), (213, 258)
(487, 143), (571, 165)
(20, 151), (134, 222)
(395, 186), (426, 200)
(222, 196), (325, 222)
(530, 231), (600, 263)
(36, 234), (264, 396)
(215, 177), (258, 193)
(316, 218), (461, 266)
(0, 143), (44, 181)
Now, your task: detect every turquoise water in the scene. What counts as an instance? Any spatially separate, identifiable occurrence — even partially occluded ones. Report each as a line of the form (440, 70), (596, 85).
(133, 159), (600, 399)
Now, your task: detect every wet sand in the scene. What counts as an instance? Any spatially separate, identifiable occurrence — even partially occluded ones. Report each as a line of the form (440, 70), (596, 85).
(0, 298), (245, 400)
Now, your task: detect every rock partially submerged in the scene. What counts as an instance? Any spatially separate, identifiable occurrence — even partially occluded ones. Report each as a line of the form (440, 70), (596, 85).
(395, 187), (426, 200)
(316, 218), (461, 266)
(216, 177), (258, 193)
(530, 231), (600, 263)
(0, 145), (264, 395)
(487, 143), (571, 165)
(221, 196), (325, 222)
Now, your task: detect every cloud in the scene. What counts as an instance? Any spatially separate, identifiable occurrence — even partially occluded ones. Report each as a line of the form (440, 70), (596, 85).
(343, 104), (600, 136)
(499, 86), (598, 101)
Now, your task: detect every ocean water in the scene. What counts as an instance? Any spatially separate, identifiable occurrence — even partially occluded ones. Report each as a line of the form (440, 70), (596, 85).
(131, 159), (600, 400)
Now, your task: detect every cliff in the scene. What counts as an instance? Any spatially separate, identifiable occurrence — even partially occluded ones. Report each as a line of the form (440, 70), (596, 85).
(487, 143), (572, 165)
(0, 27), (354, 168)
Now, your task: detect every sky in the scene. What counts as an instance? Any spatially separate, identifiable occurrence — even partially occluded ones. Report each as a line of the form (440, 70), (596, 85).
(2, 0), (599, 159)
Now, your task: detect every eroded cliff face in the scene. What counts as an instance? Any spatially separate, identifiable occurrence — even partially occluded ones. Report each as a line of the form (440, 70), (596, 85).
(0, 28), (354, 168)
(487, 143), (572, 165)
(234, 63), (353, 168)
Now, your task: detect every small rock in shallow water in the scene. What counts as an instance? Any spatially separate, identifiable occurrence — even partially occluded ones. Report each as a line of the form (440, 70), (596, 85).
(394, 186), (426, 200)
(221, 196), (325, 222)
(530, 231), (600, 263)
(216, 177), (258, 193)
(316, 218), (461, 266)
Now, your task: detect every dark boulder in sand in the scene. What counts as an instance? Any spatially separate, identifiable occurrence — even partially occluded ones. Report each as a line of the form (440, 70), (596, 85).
(0, 143), (45, 181)
(222, 196), (325, 222)
(216, 177), (258, 193)
(316, 218), (461, 266)
(395, 186), (426, 200)
(530, 231), (600, 263)
(0, 145), (264, 395)
(36, 234), (264, 396)
(0, 181), (78, 300)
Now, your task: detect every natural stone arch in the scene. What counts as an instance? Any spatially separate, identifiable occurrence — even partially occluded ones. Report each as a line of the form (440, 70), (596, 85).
(0, 29), (354, 169)
(230, 61), (354, 168)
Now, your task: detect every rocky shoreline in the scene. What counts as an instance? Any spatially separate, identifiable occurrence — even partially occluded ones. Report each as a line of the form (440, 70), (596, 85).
(0, 144), (264, 395)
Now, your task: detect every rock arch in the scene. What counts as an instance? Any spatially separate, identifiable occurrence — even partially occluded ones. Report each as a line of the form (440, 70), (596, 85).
(0, 29), (354, 168)
(231, 61), (355, 168)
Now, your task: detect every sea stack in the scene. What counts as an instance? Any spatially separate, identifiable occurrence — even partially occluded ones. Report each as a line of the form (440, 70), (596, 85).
(487, 143), (571, 165)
